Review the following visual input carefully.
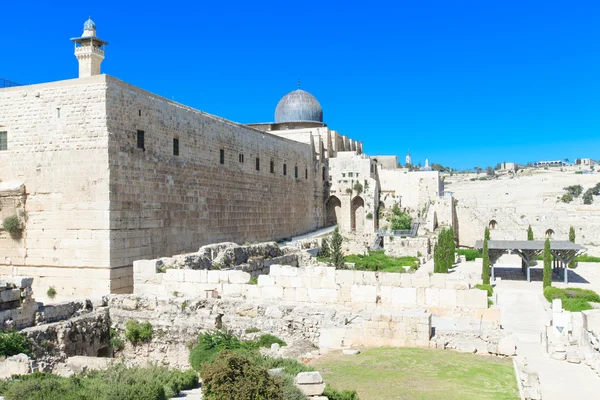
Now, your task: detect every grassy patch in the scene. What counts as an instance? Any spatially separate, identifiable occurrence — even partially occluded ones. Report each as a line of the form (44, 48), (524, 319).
(457, 249), (482, 261)
(575, 254), (600, 263)
(311, 347), (518, 400)
(544, 287), (600, 312)
(344, 251), (418, 272)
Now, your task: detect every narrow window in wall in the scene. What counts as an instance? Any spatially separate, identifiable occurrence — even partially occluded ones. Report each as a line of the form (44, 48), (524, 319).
(283, 163), (287, 176)
(256, 157), (260, 171)
(348, 172), (353, 177)
(270, 160), (275, 173)
(305, 168), (308, 179)
(342, 173), (346, 177)
(322, 167), (326, 181)
(239, 153), (244, 163)
(173, 138), (179, 156)
(137, 130), (145, 150)
(57, 108), (61, 118)
(295, 166), (298, 179)
(0, 131), (7, 151)
(220, 149), (225, 164)
(139, 110), (142, 117)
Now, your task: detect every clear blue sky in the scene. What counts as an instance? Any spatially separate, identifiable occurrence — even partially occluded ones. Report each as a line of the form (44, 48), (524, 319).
(2, 1), (599, 169)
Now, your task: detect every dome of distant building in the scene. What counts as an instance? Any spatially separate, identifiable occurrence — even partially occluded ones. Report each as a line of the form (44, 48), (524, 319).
(275, 89), (323, 124)
(83, 18), (96, 31)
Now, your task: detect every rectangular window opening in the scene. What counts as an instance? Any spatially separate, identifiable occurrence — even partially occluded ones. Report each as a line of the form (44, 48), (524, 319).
(137, 130), (145, 150)
(139, 110), (142, 117)
(270, 160), (274, 173)
(295, 166), (298, 179)
(0, 131), (7, 151)
(283, 164), (287, 176)
(239, 153), (244, 163)
(305, 168), (308, 179)
(256, 157), (260, 171)
(220, 149), (225, 164)
(173, 138), (179, 156)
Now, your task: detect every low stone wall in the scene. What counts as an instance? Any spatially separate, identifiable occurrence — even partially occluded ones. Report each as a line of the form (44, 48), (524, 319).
(135, 262), (488, 313)
(384, 236), (432, 258)
(0, 276), (36, 329)
(107, 295), (432, 369)
(232, 254), (298, 277)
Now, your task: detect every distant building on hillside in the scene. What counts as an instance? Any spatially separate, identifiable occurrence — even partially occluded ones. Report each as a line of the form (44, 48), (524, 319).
(532, 160), (565, 167)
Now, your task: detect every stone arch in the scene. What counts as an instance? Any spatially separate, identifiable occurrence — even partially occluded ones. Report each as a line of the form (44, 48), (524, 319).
(489, 219), (498, 230)
(351, 196), (365, 232)
(326, 196), (342, 226)
(545, 229), (555, 238)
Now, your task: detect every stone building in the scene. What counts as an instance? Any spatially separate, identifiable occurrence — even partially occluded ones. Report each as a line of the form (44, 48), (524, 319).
(0, 19), (442, 297)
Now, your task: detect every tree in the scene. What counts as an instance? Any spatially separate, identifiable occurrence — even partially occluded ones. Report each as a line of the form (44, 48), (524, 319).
(527, 225), (534, 241)
(474, 167), (483, 175)
(446, 228), (456, 271)
(486, 166), (495, 177)
(319, 237), (330, 258)
(583, 189), (594, 205)
(482, 231), (490, 285)
(563, 185), (583, 197)
(330, 228), (345, 269)
(484, 226), (490, 241)
(434, 228), (454, 273)
(543, 238), (552, 289)
(568, 226), (576, 269)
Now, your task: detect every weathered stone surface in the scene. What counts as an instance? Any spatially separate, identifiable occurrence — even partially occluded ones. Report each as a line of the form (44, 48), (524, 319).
(296, 371), (324, 384)
(497, 336), (517, 356)
(342, 349), (360, 355)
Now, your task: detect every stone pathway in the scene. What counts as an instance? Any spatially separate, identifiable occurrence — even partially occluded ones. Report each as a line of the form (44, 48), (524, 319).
(496, 280), (600, 400)
(174, 386), (202, 399)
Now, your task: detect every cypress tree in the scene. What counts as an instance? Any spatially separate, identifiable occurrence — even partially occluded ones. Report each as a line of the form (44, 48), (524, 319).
(319, 237), (330, 258)
(433, 243), (441, 273)
(543, 237), (552, 289)
(568, 226), (576, 269)
(330, 228), (345, 269)
(484, 226), (490, 241)
(482, 229), (490, 284)
(527, 225), (534, 241)
(446, 228), (456, 272)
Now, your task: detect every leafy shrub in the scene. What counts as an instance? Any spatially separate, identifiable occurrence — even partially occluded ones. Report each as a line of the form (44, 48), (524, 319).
(319, 237), (331, 258)
(0, 331), (30, 357)
(260, 356), (313, 376)
(202, 351), (283, 400)
(353, 182), (363, 194)
(345, 251), (418, 272)
(277, 374), (307, 400)
(0, 365), (198, 400)
(324, 386), (361, 400)
(564, 185), (583, 197)
(109, 328), (124, 351)
(575, 254), (600, 263)
(365, 212), (373, 220)
(390, 204), (412, 230)
(256, 334), (287, 348)
(330, 228), (345, 269)
(544, 287), (600, 312)
(245, 327), (261, 334)
(561, 193), (574, 203)
(47, 287), (57, 299)
(124, 320), (153, 345)
(475, 284), (493, 297)
(249, 276), (258, 285)
(2, 215), (21, 238)
(456, 249), (482, 261)
(190, 331), (255, 372)
(583, 189), (594, 205)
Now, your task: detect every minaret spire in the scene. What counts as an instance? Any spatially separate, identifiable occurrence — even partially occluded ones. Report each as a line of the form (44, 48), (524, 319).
(71, 18), (108, 78)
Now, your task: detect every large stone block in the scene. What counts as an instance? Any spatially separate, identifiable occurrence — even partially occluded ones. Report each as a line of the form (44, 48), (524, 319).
(425, 288), (440, 306)
(391, 287), (417, 305)
(184, 269), (207, 283)
(296, 371), (323, 384)
(165, 269), (184, 282)
(228, 271), (251, 284)
(207, 270), (221, 284)
(412, 274), (430, 288)
(379, 272), (401, 287)
(400, 273), (413, 287)
(222, 284), (244, 297)
(278, 265), (299, 277)
(261, 286), (284, 299)
(351, 285), (377, 304)
(457, 289), (487, 309)
(429, 274), (447, 289)
(0, 289), (21, 303)
(5, 276), (33, 289)
(307, 288), (338, 304)
(439, 288), (458, 307)
(335, 270), (354, 286)
(257, 275), (275, 286)
(294, 287), (309, 302)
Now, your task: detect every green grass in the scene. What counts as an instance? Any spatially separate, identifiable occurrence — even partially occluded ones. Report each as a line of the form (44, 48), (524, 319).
(344, 251), (418, 272)
(575, 254), (600, 263)
(543, 287), (600, 312)
(457, 249), (482, 261)
(311, 347), (519, 400)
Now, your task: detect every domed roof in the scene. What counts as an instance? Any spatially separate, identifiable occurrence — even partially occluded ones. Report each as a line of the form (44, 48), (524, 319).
(83, 18), (96, 31)
(275, 89), (323, 124)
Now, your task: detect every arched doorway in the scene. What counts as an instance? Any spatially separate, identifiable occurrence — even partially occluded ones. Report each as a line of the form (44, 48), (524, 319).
(545, 229), (555, 238)
(351, 196), (365, 232)
(326, 196), (342, 226)
(489, 219), (498, 230)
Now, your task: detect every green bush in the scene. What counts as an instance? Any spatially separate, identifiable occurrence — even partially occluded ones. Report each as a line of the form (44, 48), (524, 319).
(201, 351), (283, 400)
(575, 254), (600, 263)
(324, 385), (361, 400)
(583, 189), (594, 205)
(124, 320), (153, 345)
(2, 215), (21, 238)
(256, 334), (287, 348)
(319, 237), (331, 258)
(543, 238), (552, 289)
(109, 328), (124, 351)
(344, 251), (418, 272)
(390, 207), (412, 231)
(260, 355), (313, 376)
(564, 185), (583, 197)
(527, 225), (534, 241)
(475, 284), (493, 297)
(190, 331), (256, 372)
(0, 365), (198, 400)
(330, 228), (345, 269)
(561, 193), (574, 203)
(456, 249), (482, 261)
(544, 287), (600, 312)
(0, 331), (30, 357)
(47, 287), (57, 299)
(245, 327), (261, 334)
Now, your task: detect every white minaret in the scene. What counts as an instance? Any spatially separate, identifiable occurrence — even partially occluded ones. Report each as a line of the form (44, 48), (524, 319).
(405, 150), (412, 166)
(71, 18), (108, 78)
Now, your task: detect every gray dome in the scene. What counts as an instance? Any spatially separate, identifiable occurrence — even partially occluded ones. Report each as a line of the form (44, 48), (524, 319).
(275, 89), (323, 124)
(83, 18), (96, 30)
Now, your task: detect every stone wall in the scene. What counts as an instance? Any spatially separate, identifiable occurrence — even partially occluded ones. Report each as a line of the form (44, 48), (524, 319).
(107, 295), (431, 369)
(383, 236), (432, 258)
(134, 262), (488, 312)
(0, 76), (121, 297)
(378, 169), (442, 210)
(105, 76), (326, 268)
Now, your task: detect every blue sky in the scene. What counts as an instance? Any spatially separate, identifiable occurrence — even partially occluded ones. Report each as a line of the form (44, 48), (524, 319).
(2, 1), (599, 169)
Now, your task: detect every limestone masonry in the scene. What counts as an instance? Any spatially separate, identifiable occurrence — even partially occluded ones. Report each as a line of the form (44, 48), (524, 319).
(0, 19), (443, 296)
